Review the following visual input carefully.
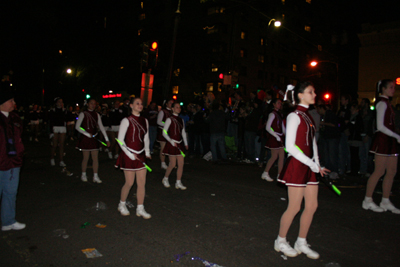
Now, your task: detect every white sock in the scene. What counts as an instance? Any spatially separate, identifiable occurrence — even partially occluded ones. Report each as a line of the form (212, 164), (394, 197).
(120, 201), (126, 205)
(381, 198), (390, 204)
(82, 172), (86, 176)
(296, 237), (307, 244)
(364, 196), (373, 203)
(137, 204), (143, 209)
(94, 173), (99, 178)
(277, 236), (286, 243)
(163, 177), (168, 180)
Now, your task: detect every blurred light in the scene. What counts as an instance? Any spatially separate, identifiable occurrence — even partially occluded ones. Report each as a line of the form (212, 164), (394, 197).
(396, 77), (400, 85)
(219, 73), (224, 79)
(274, 21), (281, 27)
(82, 89), (85, 92)
(76, 103), (79, 106)
(373, 98), (376, 102)
(180, 102), (183, 106)
(86, 94), (91, 99)
(150, 41), (158, 51)
(235, 84), (239, 89)
(109, 90), (113, 93)
(370, 106), (375, 110)
(10, 83), (12, 86)
(67, 68), (72, 74)
(324, 93), (331, 100)
(310, 61), (317, 67)
(59, 50), (62, 54)
(172, 95), (177, 100)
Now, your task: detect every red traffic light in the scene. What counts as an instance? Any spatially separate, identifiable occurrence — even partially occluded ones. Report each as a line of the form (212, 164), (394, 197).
(150, 42), (158, 51)
(219, 73), (224, 79)
(310, 61), (318, 67)
(172, 95), (177, 100)
(396, 77), (400, 85)
(324, 93), (331, 100)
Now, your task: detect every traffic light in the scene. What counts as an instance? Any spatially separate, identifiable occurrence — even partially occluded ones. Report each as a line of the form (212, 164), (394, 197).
(324, 93), (331, 100)
(234, 83), (239, 89)
(219, 73), (224, 79)
(172, 95), (177, 100)
(150, 41), (158, 51)
(86, 94), (91, 99)
(148, 41), (159, 69)
(141, 42), (149, 70)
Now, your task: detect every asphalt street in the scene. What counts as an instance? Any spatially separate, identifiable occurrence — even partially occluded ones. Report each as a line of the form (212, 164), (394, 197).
(0, 137), (399, 267)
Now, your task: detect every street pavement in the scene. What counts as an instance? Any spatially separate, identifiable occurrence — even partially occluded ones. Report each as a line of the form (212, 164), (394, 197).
(0, 137), (399, 267)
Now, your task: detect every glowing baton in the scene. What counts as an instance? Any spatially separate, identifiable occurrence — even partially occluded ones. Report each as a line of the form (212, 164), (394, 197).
(80, 127), (107, 146)
(115, 138), (152, 172)
(163, 129), (186, 157)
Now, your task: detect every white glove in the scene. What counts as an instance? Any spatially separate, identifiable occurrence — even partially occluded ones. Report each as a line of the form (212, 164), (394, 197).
(276, 136), (281, 142)
(397, 137), (400, 144)
(127, 151), (137, 161)
(309, 161), (320, 173)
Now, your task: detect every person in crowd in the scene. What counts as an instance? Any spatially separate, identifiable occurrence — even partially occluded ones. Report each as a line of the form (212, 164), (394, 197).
(244, 102), (262, 163)
(262, 98), (285, 181)
(48, 98), (68, 167)
(359, 98), (374, 176)
(29, 104), (40, 142)
(157, 99), (173, 169)
(186, 104), (195, 156)
(66, 105), (77, 141)
(75, 98), (110, 183)
(0, 84), (26, 231)
(115, 98), (151, 219)
(192, 104), (205, 156)
(275, 82), (329, 260)
(363, 79), (400, 214)
(120, 98), (131, 117)
(143, 101), (158, 154)
(337, 94), (352, 175)
(317, 104), (340, 179)
(108, 101), (124, 159)
(161, 102), (188, 190)
(236, 106), (247, 160)
(206, 102), (228, 162)
(347, 103), (364, 175)
(228, 92), (244, 147)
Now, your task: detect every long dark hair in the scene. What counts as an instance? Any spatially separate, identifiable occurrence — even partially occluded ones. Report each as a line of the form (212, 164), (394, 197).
(375, 79), (393, 105)
(287, 81), (314, 105)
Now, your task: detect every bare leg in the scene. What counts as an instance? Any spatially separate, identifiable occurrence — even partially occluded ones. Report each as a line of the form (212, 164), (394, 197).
(278, 148), (285, 174)
(176, 156), (184, 181)
(264, 149), (279, 173)
(135, 169), (147, 205)
(82, 151), (90, 172)
(91, 150), (99, 174)
(121, 170), (135, 202)
(298, 185), (318, 238)
(164, 156), (176, 178)
(382, 156), (397, 198)
(278, 187), (304, 238)
(160, 142), (166, 163)
(365, 155), (387, 197)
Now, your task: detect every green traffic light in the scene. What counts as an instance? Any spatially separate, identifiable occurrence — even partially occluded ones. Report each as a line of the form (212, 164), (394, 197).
(86, 94), (91, 99)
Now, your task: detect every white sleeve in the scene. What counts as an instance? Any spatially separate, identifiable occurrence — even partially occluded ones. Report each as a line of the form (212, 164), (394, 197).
(376, 101), (400, 140)
(162, 118), (174, 145)
(266, 113), (279, 139)
(282, 120), (286, 135)
(157, 110), (165, 127)
(182, 125), (188, 146)
(117, 118), (135, 160)
(285, 113), (319, 173)
(75, 113), (91, 138)
(97, 113), (109, 142)
(312, 136), (319, 166)
(144, 119), (150, 157)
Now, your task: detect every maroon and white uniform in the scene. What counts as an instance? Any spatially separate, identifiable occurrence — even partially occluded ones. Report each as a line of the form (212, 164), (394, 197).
(265, 109), (285, 149)
(370, 96), (399, 156)
(162, 114), (188, 156)
(115, 114), (150, 171)
(156, 108), (172, 142)
(278, 105), (320, 187)
(75, 110), (109, 151)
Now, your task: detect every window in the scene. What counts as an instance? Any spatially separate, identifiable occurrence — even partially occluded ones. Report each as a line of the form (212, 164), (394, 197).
(282, 0), (285, 4)
(138, 29), (142, 36)
(207, 26), (218, 34)
(260, 38), (264, 46)
(282, 14), (285, 20)
(217, 82), (222, 92)
(139, 14), (145, 20)
(207, 83), (214, 92)
(174, 68), (180, 77)
(258, 55), (264, 63)
(211, 67), (218, 72)
(305, 25), (311, 32)
(172, 86), (179, 94)
(292, 64), (297, 72)
(240, 31), (246, 40)
(207, 6), (225, 15)
(141, 2), (143, 8)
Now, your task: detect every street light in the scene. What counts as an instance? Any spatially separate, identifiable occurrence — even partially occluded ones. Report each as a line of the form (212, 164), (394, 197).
(268, 19), (281, 28)
(66, 68), (72, 74)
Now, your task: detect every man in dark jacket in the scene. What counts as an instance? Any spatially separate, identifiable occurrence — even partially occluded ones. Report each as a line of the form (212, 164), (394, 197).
(206, 102), (228, 161)
(0, 83), (25, 231)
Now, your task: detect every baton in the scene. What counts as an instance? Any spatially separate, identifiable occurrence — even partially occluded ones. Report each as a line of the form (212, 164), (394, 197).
(80, 127), (107, 147)
(115, 138), (152, 172)
(320, 173), (342, 196)
(163, 129), (186, 157)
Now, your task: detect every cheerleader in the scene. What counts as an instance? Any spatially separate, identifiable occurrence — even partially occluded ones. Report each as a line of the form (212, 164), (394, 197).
(115, 98), (151, 218)
(49, 98), (68, 167)
(76, 98), (110, 183)
(157, 99), (173, 169)
(274, 82), (329, 259)
(363, 79), (400, 214)
(161, 102), (188, 190)
(261, 98), (285, 181)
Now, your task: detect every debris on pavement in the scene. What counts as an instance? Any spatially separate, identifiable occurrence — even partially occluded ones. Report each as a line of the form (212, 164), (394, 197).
(80, 222), (90, 228)
(53, 229), (69, 239)
(95, 223), (107, 228)
(191, 257), (224, 267)
(174, 251), (190, 262)
(81, 248), (103, 258)
(280, 255), (287, 260)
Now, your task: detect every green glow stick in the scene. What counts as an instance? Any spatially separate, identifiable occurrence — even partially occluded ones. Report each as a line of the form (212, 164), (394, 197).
(331, 184), (341, 196)
(115, 138), (152, 172)
(80, 127), (107, 146)
(163, 129), (186, 157)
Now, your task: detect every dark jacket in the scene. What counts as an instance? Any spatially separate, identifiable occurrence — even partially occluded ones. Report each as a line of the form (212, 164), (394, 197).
(0, 112), (24, 170)
(206, 109), (227, 134)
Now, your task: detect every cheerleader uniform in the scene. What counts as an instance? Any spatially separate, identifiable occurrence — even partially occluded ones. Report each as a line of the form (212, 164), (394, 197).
(75, 110), (109, 151)
(369, 96), (399, 156)
(162, 114), (188, 156)
(277, 105), (320, 187)
(49, 107), (67, 133)
(156, 108), (172, 142)
(265, 109), (285, 149)
(115, 114), (150, 171)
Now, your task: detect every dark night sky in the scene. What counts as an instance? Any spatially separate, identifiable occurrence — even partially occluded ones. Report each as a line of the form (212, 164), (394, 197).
(1, 0), (399, 105)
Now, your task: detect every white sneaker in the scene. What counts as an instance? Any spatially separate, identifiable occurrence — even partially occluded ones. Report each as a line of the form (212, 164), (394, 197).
(274, 239), (298, 257)
(93, 176), (102, 183)
(50, 159), (55, 166)
(108, 152), (113, 159)
(161, 162), (168, 170)
(362, 200), (384, 212)
(81, 174), (88, 182)
(114, 154), (119, 159)
(175, 180), (187, 190)
(294, 241), (320, 259)
(2, 222), (26, 231)
(118, 203), (130, 216)
(261, 172), (273, 182)
(59, 161), (66, 167)
(380, 201), (400, 214)
(136, 206), (151, 219)
(162, 178), (170, 188)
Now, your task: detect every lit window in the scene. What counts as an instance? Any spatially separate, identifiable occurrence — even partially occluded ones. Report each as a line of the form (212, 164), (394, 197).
(282, 0), (285, 4)
(172, 86), (179, 94)
(260, 38), (264, 45)
(306, 0), (311, 3)
(174, 68), (180, 77)
(241, 31), (246, 40)
(211, 67), (218, 72)
(282, 14), (285, 20)
(207, 83), (214, 91)
(258, 55), (264, 63)
(141, 2), (143, 8)
(59, 50), (62, 54)
(138, 29), (142, 36)
(218, 82), (222, 92)
(305, 25), (311, 32)
(240, 50), (244, 57)
(292, 64), (297, 72)
(139, 14), (145, 20)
